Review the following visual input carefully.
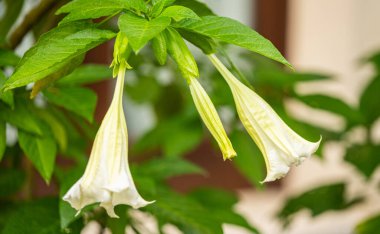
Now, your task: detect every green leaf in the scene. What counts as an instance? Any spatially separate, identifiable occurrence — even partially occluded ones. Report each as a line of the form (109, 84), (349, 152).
(177, 28), (217, 54)
(174, 0), (214, 17)
(57, 0), (129, 24)
(144, 189), (223, 234)
(119, 13), (171, 53)
(164, 27), (199, 79)
(1, 198), (61, 234)
(296, 94), (363, 126)
(0, 169), (25, 197)
(0, 72), (14, 108)
(136, 158), (205, 180)
(57, 64), (112, 85)
(277, 183), (362, 227)
(151, 0), (175, 17)
(126, 0), (148, 13)
(0, 101), (42, 135)
(161, 6), (201, 21)
(0, 120), (5, 161)
(30, 54), (85, 98)
(0, 49), (20, 66)
(2, 22), (115, 91)
(230, 130), (265, 187)
(151, 33), (168, 65)
(18, 125), (57, 183)
(360, 76), (380, 125)
(254, 70), (330, 87)
(0, 0), (24, 45)
(176, 16), (291, 67)
(345, 144), (380, 179)
(44, 86), (97, 123)
(355, 213), (380, 234)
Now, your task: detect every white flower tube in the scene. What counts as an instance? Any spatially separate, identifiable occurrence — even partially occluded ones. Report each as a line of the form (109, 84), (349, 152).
(63, 63), (152, 217)
(208, 54), (321, 182)
(188, 77), (236, 160)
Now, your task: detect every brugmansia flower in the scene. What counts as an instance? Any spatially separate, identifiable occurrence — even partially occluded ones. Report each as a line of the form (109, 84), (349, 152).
(208, 54), (321, 182)
(63, 63), (152, 217)
(188, 76), (236, 160)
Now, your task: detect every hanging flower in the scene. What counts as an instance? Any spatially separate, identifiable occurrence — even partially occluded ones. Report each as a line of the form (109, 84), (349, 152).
(63, 63), (153, 218)
(208, 54), (321, 182)
(188, 76), (236, 160)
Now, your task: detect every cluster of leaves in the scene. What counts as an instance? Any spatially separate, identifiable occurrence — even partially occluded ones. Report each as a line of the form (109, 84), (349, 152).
(276, 53), (380, 233)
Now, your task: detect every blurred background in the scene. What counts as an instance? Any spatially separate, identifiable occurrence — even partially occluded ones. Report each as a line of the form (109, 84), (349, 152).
(2, 0), (380, 234)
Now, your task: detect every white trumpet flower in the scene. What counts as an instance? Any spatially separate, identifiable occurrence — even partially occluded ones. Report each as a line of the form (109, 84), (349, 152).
(63, 63), (152, 218)
(208, 54), (321, 182)
(188, 77), (236, 160)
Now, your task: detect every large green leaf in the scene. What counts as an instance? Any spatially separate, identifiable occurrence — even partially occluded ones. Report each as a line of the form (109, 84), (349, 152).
(0, 49), (20, 67)
(278, 183), (362, 227)
(176, 16), (291, 67)
(0, 120), (5, 161)
(296, 94), (364, 127)
(1, 198), (61, 234)
(360, 76), (380, 125)
(345, 144), (380, 179)
(355, 213), (380, 234)
(2, 22), (115, 91)
(151, 33), (168, 65)
(57, 64), (112, 85)
(57, 0), (129, 24)
(44, 86), (97, 123)
(118, 13), (171, 53)
(151, 0), (176, 17)
(230, 130), (265, 188)
(18, 125), (57, 183)
(177, 28), (217, 54)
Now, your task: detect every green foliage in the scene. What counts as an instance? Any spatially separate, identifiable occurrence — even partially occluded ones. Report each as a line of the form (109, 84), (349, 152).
(278, 183), (363, 227)
(175, 0), (215, 17)
(44, 86), (98, 123)
(0, 169), (25, 197)
(57, 64), (112, 86)
(151, 32), (168, 65)
(176, 16), (291, 67)
(2, 22), (115, 91)
(1, 198), (62, 234)
(118, 13), (171, 53)
(56, 0), (129, 24)
(0, 0), (24, 46)
(359, 75), (380, 126)
(0, 49), (20, 67)
(355, 213), (380, 234)
(161, 5), (201, 21)
(345, 144), (380, 179)
(0, 121), (5, 161)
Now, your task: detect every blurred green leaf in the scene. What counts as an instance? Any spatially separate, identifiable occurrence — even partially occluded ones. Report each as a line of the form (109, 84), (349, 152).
(0, 120), (5, 161)
(175, 0), (214, 17)
(1, 198), (61, 234)
(44, 86), (97, 123)
(345, 144), (380, 179)
(2, 22), (115, 91)
(0, 49), (20, 66)
(355, 213), (380, 234)
(125, 76), (161, 103)
(230, 130), (265, 187)
(0, 169), (25, 197)
(144, 188), (223, 234)
(360, 76), (380, 125)
(176, 16), (291, 68)
(119, 13), (171, 53)
(106, 206), (129, 234)
(18, 123), (57, 184)
(190, 188), (259, 233)
(57, 64), (112, 86)
(136, 158), (205, 180)
(278, 183), (362, 227)
(0, 0), (24, 46)
(254, 70), (329, 87)
(56, 0), (129, 24)
(0, 71), (14, 108)
(296, 94), (363, 127)
(0, 100), (42, 135)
